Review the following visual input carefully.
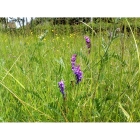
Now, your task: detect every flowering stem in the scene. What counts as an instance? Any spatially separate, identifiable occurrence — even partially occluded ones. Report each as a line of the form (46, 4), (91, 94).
(58, 80), (67, 116)
(84, 36), (91, 54)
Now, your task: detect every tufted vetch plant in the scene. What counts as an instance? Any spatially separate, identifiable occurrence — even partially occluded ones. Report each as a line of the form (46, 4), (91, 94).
(73, 65), (83, 84)
(84, 36), (91, 53)
(58, 80), (66, 99)
(71, 54), (77, 71)
(71, 54), (83, 84)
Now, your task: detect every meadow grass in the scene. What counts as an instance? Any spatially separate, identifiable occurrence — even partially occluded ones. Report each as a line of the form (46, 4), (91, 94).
(0, 18), (140, 122)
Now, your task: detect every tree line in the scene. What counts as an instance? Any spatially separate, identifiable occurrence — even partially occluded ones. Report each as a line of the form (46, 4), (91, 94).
(0, 17), (118, 29)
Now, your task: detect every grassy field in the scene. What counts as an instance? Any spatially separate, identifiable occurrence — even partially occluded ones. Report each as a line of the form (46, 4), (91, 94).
(0, 18), (140, 122)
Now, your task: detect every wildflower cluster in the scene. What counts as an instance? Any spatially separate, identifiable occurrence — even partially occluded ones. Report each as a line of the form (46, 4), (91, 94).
(73, 65), (83, 84)
(58, 36), (90, 98)
(71, 54), (83, 84)
(84, 36), (91, 53)
(71, 54), (77, 71)
(58, 80), (66, 99)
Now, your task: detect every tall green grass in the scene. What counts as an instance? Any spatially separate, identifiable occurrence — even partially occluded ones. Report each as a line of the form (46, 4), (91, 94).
(0, 18), (140, 122)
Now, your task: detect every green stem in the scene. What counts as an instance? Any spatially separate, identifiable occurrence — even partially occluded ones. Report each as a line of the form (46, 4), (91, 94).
(126, 18), (140, 91)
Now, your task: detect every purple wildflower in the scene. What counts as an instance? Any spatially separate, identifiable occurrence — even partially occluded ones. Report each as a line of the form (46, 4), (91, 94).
(58, 80), (66, 99)
(71, 54), (77, 71)
(73, 65), (83, 84)
(84, 36), (91, 53)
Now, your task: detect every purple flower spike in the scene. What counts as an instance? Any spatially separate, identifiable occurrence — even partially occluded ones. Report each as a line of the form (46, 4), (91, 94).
(58, 80), (65, 98)
(84, 36), (91, 53)
(84, 36), (90, 43)
(74, 65), (83, 84)
(71, 54), (77, 71)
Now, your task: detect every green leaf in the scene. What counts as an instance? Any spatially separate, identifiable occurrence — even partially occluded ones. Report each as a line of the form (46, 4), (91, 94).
(119, 102), (132, 122)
